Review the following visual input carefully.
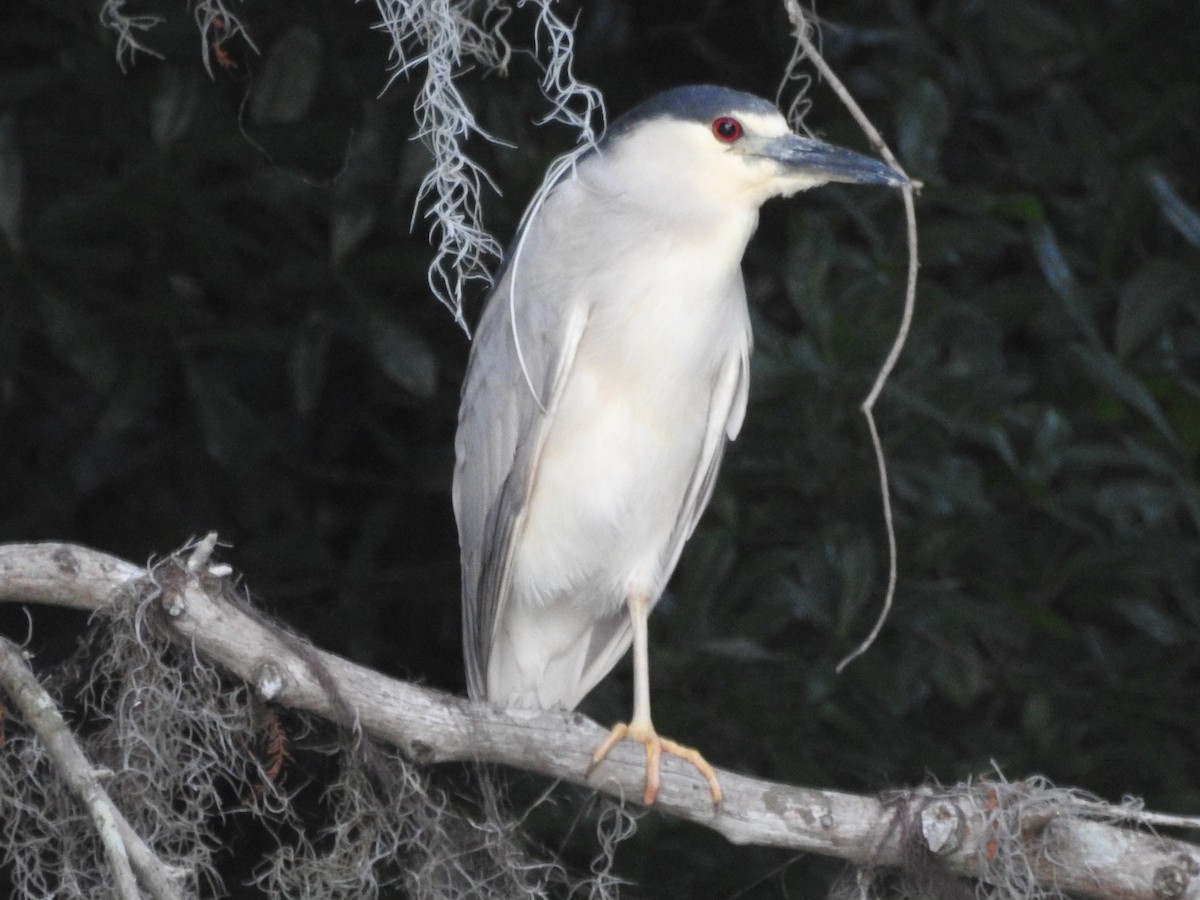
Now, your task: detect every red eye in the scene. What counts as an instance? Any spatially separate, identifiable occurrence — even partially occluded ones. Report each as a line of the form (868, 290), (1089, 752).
(712, 116), (743, 143)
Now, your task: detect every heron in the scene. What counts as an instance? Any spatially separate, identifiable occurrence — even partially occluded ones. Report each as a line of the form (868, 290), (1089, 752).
(454, 85), (906, 807)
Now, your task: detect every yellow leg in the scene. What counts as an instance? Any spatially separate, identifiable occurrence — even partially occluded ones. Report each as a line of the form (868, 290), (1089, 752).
(586, 594), (722, 808)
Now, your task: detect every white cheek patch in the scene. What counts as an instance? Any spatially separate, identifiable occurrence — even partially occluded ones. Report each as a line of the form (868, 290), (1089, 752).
(735, 110), (791, 138)
(774, 173), (827, 197)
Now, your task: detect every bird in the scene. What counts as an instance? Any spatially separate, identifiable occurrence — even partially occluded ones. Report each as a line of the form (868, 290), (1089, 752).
(453, 85), (906, 807)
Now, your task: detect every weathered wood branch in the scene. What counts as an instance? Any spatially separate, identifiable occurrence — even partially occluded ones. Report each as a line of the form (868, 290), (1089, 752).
(1, 539), (1197, 899)
(0, 636), (185, 900)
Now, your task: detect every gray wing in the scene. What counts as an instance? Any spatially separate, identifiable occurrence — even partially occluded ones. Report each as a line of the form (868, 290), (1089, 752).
(453, 252), (589, 701)
(663, 334), (751, 573)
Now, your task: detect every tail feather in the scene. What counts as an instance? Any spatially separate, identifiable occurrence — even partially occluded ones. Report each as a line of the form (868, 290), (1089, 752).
(487, 599), (633, 711)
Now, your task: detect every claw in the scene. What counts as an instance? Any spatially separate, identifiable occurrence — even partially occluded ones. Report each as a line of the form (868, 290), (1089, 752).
(587, 720), (722, 809)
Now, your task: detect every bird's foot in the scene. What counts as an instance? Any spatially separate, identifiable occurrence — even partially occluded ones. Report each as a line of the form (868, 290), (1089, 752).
(586, 719), (722, 809)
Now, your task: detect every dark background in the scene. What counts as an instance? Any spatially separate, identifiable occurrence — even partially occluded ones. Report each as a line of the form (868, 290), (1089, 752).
(2, 0), (1198, 896)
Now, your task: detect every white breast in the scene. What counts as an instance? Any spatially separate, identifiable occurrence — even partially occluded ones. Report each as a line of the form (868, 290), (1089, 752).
(510, 184), (755, 612)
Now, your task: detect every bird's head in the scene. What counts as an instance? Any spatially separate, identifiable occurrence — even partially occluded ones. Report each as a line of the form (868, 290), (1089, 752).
(597, 85), (908, 213)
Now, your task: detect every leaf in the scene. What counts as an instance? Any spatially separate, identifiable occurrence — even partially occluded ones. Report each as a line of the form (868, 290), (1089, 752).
(1031, 221), (1079, 299)
(835, 533), (878, 636)
(183, 355), (273, 471)
(150, 66), (201, 145)
(36, 290), (118, 394)
(250, 27), (323, 126)
(783, 212), (835, 351)
(1032, 222), (1103, 346)
(896, 78), (950, 178)
(1115, 260), (1195, 358)
(331, 103), (392, 264)
(699, 637), (785, 663)
(1029, 408), (1071, 482)
(0, 112), (22, 250)
(673, 527), (737, 639)
(331, 200), (376, 266)
(991, 192), (1046, 224)
(364, 312), (438, 398)
(1070, 344), (1179, 447)
(1113, 599), (1188, 646)
(1148, 170), (1200, 248)
(1096, 478), (1183, 532)
(929, 648), (987, 708)
(289, 314), (330, 417)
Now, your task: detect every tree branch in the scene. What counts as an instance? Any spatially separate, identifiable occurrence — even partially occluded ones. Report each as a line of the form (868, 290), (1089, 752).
(0, 635), (185, 900)
(1, 539), (1198, 899)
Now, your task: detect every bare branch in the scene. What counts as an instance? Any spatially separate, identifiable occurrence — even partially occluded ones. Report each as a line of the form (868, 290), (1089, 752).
(0, 635), (185, 900)
(2, 540), (1199, 899)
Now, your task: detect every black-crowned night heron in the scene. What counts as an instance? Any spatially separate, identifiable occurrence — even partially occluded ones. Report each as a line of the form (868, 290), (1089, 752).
(454, 85), (905, 806)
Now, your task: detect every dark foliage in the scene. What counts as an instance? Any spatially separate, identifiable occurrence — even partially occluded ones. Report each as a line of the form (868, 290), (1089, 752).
(1, 0), (1198, 896)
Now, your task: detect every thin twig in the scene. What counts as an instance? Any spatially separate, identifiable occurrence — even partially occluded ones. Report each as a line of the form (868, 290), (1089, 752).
(781, 1), (921, 671)
(839, 185), (920, 672)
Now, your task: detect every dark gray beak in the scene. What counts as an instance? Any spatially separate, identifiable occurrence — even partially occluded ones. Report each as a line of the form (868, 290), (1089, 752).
(759, 134), (909, 187)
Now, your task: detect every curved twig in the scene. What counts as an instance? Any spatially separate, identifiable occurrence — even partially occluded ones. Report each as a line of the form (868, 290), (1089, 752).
(781, 1), (922, 671)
